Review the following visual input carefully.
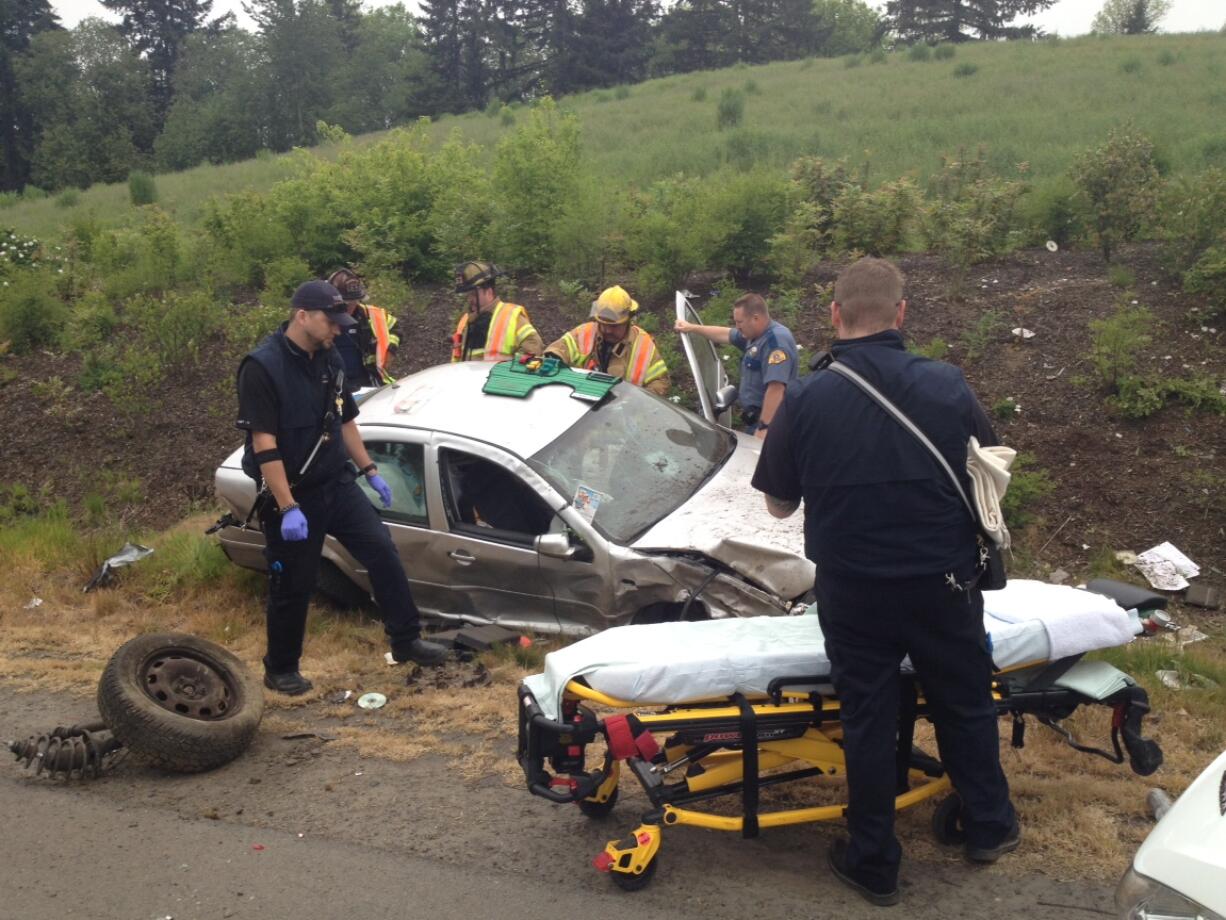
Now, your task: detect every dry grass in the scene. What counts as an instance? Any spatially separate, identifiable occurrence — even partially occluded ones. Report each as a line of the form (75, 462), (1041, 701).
(1, 511), (1222, 879)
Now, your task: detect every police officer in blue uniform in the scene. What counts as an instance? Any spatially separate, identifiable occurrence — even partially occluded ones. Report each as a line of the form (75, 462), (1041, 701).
(674, 293), (798, 438)
(751, 258), (1017, 906)
(236, 280), (446, 696)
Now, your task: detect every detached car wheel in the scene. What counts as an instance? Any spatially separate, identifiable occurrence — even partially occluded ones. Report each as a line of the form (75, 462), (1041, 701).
(97, 633), (264, 773)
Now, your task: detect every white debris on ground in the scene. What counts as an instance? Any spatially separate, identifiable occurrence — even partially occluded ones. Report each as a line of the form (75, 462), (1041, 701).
(1133, 541), (1200, 592)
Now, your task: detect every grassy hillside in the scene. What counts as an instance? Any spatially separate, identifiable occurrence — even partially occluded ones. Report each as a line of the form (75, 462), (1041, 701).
(5, 32), (1225, 239)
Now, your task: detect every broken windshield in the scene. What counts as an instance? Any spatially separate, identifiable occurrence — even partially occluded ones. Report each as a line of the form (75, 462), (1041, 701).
(527, 384), (736, 543)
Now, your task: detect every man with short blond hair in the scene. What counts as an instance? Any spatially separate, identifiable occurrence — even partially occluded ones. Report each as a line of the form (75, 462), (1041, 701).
(751, 257), (1016, 906)
(674, 291), (797, 436)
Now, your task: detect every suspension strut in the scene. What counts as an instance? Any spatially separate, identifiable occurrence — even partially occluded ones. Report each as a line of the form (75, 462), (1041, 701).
(8, 722), (125, 780)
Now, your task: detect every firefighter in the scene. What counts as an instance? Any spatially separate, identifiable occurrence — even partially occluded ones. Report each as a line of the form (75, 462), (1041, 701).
(544, 285), (670, 396)
(451, 260), (543, 362)
(326, 268), (399, 391)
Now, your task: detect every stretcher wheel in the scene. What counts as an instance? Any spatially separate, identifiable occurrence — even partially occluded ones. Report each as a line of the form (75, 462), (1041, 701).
(611, 855), (657, 891)
(932, 793), (967, 846)
(578, 785), (619, 819)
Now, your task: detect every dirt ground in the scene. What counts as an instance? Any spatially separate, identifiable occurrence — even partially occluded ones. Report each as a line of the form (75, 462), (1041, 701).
(0, 242), (1222, 584)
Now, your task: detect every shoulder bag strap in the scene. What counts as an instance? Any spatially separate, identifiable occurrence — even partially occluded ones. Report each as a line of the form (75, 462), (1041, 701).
(826, 360), (976, 522)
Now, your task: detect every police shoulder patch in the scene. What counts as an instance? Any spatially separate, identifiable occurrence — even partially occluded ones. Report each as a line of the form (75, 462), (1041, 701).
(767, 349), (790, 365)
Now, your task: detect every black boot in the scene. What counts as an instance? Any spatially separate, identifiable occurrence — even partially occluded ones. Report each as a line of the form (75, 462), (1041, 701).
(263, 671), (314, 696)
(393, 638), (449, 666)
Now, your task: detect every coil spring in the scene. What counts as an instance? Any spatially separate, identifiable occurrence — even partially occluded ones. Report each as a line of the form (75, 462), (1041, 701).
(8, 722), (124, 780)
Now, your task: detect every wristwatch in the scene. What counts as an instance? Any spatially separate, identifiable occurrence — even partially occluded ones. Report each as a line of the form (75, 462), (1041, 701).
(361, 463), (378, 476)
(758, 421), (770, 430)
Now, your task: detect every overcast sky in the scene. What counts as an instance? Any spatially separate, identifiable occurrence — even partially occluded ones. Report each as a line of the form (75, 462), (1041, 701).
(49, 0), (1226, 36)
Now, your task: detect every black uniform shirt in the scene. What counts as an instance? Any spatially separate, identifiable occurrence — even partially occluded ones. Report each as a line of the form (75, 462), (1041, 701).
(752, 329), (996, 581)
(236, 332), (359, 489)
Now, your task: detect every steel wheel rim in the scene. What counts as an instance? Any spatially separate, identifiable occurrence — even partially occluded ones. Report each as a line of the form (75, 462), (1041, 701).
(139, 648), (236, 721)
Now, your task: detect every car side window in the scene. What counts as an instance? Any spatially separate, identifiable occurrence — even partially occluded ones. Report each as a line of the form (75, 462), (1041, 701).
(361, 440), (428, 526)
(439, 448), (555, 545)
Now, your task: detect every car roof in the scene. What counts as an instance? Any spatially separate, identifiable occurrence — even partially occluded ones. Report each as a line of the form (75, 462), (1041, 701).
(355, 362), (600, 458)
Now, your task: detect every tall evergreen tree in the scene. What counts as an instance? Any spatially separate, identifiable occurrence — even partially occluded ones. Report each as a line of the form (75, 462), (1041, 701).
(0, 0), (60, 190)
(568, 0), (657, 90)
(656, 0), (734, 73)
(1091, 0), (1171, 35)
(887, 0), (1055, 43)
(99, 0), (218, 117)
(244, 0), (344, 148)
(419, 0), (466, 111)
(16, 19), (156, 189)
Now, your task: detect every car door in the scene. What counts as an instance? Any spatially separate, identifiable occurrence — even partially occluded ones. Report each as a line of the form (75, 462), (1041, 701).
(424, 436), (574, 632)
(675, 290), (732, 427)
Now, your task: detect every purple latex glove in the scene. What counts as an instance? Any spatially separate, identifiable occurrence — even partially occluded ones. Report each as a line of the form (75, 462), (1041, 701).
(280, 507), (308, 541)
(368, 474), (393, 508)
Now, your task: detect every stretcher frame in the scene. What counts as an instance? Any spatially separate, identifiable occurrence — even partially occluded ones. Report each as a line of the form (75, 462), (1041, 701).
(517, 652), (1163, 891)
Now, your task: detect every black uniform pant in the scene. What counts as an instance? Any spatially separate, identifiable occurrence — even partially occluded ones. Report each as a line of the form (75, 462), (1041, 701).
(260, 477), (422, 674)
(815, 571), (1015, 891)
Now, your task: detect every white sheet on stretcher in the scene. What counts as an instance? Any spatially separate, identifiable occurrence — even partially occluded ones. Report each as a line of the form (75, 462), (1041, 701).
(522, 579), (1139, 721)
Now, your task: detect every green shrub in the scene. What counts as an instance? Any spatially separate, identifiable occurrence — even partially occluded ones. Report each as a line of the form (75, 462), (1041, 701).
(614, 85), (631, 100)
(923, 149), (1026, 289)
(65, 290), (119, 352)
(0, 227), (42, 272)
(0, 190), (18, 210)
(593, 91), (612, 103)
(1107, 264), (1135, 288)
(622, 174), (706, 296)
(1020, 176), (1084, 248)
(1001, 453), (1054, 529)
(907, 44), (931, 62)
(500, 107), (515, 127)
(744, 79), (760, 94)
(691, 86), (707, 102)
(992, 396), (1020, 420)
(768, 156), (856, 281)
(127, 289), (223, 367)
(128, 170), (158, 206)
(843, 54), (862, 68)
(1161, 168), (1226, 317)
(869, 48), (888, 65)
(692, 170), (789, 279)
(1088, 303), (1153, 390)
(933, 44), (955, 60)
(831, 177), (920, 255)
(260, 256), (312, 302)
(953, 62), (978, 78)
(490, 98), (581, 272)
(55, 189), (80, 209)
(717, 88), (745, 130)
(485, 98), (503, 117)
(723, 129), (770, 171)
(1157, 49), (1176, 66)
(94, 207), (188, 298)
(1071, 125), (1163, 262)
(1121, 57), (1142, 75)
(22, 186), (47, 200)
(1202, 136), (1226, 165)
(203, 191), (298, 291)
(0, 271), (67, 352)
(960, 308), (1008, 361)
(911, 338), (949, 360)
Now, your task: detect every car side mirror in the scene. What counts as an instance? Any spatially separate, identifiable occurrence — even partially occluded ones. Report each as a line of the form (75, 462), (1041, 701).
(713, 385), (738, 415)
(536, 532), (577, 559)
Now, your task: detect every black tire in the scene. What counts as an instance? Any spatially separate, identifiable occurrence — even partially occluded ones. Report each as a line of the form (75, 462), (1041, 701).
(316, 559), (373, 612)
(611, 855), (658, 892)
(97, 632), (264, 774)
(578, 785), (619, 819)
(932, 792), (967, 846)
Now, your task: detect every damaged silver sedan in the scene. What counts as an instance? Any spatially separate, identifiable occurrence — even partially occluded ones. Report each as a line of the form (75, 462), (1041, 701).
(212, 296), (814, 635)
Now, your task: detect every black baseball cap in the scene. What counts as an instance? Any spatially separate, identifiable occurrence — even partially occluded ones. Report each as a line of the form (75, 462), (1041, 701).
(291, 280), (356, 327)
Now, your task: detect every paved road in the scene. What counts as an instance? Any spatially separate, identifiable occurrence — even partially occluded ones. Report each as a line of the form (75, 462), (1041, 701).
(0, 777), (684, 920)
(0, 685), (1120, 920)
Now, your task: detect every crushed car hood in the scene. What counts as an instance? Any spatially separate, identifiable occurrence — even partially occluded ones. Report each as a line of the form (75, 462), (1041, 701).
(632, 437), (814, 600)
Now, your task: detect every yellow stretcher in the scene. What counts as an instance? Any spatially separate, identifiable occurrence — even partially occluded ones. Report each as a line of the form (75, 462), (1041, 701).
(516, 582), (1166, 891)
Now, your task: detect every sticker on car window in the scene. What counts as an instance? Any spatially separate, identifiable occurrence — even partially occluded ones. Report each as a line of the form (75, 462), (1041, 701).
(572, 484), (609, 523)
